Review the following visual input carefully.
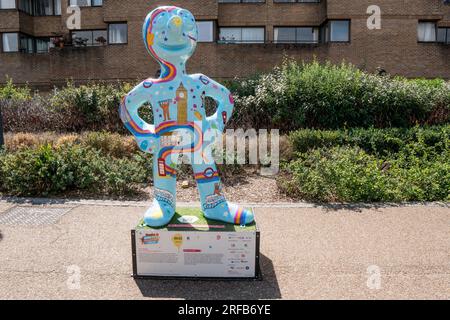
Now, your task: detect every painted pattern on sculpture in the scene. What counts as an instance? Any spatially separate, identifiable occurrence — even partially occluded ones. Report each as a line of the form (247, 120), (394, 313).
(119, 6), (254, 227)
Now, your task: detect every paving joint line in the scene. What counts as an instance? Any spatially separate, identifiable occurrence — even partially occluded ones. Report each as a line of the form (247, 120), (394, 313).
(0, 197), (449, 209)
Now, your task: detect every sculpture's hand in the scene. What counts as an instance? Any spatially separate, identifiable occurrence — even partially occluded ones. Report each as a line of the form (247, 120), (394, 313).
(119, 81), (157, 153)
(198, 75), (235, 133)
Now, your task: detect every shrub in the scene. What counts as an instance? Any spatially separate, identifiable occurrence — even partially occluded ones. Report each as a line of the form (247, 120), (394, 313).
(81, 131), (138, 158)
(1, 81), (133, 133)
(0, 77), (32, 101)
(279, 141), (450, 202)
(54, 134), (82, 148)
(49, 81), (133, 132)
(4, 132), (139, 158)
(279, 147), (395, 202)
(230, 60), (450, 131)
(4, 133), (39, 152)
(3, 62), (449, 133)
(0, 144), (152, 197)
(1, 97), (65, 132)
(288, 125), (450, 156)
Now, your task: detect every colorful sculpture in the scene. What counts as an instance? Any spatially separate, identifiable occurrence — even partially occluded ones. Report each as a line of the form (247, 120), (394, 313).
(120, 6), (254, 227)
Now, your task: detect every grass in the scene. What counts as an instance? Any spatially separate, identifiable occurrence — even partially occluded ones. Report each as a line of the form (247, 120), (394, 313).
(136, 207), (257, 232)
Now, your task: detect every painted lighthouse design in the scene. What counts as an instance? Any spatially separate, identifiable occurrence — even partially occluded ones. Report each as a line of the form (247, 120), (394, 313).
(176, 83), (188, 124)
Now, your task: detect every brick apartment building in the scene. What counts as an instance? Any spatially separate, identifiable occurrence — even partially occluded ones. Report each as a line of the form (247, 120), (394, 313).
(0, 0), (449, 88)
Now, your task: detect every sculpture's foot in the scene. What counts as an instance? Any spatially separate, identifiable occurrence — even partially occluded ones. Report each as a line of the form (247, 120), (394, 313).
(143, 200), (175, 227)
(203, 202), (254, 226)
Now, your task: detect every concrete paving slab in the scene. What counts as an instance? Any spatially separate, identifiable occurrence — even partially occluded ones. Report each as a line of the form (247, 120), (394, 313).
(0, 204), (14, 214)
(0, 204), (448, 299)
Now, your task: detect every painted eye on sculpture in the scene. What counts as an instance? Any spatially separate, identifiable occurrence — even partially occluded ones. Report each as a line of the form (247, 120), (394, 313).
(153, 14), (168, 30)
(183, 19), (195, 31)
(180, 11), (195, 31)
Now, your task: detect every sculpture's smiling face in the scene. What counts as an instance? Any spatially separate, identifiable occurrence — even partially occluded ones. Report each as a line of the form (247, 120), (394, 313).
(144, 7), (197, 62)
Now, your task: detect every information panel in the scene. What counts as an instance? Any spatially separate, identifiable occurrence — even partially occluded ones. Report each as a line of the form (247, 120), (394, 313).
(132, 208), (260, 279)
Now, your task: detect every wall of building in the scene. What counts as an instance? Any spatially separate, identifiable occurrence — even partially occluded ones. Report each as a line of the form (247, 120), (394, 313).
(0, 10), (20, 32)
(0, 0), (449, 88)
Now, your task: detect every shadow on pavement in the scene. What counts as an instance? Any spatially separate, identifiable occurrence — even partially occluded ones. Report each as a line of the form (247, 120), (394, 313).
(0, 230), (2, 242)
(134, 254), (281, 299)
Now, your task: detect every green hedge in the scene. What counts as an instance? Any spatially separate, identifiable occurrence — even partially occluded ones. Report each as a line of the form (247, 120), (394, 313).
(230, 60), (450, 131)
(2, 61), (449, 133)
(1, 81), (132, 133)
(0, 144), (152, 197)
(0, 131), (245, 197)
(279, 132), (450, 202)
(289, 125), (450, 156)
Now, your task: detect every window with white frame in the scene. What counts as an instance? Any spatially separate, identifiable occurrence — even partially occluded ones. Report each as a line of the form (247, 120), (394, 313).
(274, 27), (319, 43)
(219, 27), (265, 43)
(417, 21), (437, 42)
(196, 21), (214, 42)
(108, 23), (128, 44)
(0, 0), (16, 9)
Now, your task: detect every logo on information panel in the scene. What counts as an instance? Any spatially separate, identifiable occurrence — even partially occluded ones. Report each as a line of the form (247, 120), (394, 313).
(141, 233), (160, 245)
(172, 234), (183, 249)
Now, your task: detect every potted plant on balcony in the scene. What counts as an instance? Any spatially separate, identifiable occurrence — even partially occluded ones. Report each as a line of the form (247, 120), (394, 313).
(51, 35), (65, 49)
(95, 36), (107, 46)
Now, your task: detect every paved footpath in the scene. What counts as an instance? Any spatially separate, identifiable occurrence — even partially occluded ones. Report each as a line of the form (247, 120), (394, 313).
(0, 200), (449, 300)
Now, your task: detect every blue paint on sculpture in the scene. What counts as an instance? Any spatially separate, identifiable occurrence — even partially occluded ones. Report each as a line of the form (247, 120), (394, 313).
(119, 6), (254, 227)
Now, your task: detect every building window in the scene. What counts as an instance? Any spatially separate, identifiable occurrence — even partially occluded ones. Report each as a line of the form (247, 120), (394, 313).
(19, 34), (51, 53)
(35, 37), (51, 52)
(218, 0), (265, 3)
(69, 0), (103, 7)
(19, 0), (32, 14)
(19, 34), (35, 53)
(34, 0), (54, 15)
(437, 27), (450, 44)
(1, 32), (50, 53)
(417, 21), (437, 42)
(19, 0), (61, 16)
(2, 33), (19, 52)
(219, 27), (265, 43)
(108, 23), (128, 44)
(0, 0), (16, 9)
(72, 29), (107, 46)
(329, 20), (350, 42)
(196, 21), (214, 42)
(55, 0), (60, 14)
(274, 27), (319, 43)
(273, 0), (320, 3)
(321, 20), (350, 43)
(71, 27), (128, 47)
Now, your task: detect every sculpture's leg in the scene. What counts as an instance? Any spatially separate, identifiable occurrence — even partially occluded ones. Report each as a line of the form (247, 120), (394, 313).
(143, 157), (177, 227)
(193, 158), (254, 225)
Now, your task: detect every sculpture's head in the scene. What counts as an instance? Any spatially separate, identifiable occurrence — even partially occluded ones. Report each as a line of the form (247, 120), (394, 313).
(143, 6), (197, 65)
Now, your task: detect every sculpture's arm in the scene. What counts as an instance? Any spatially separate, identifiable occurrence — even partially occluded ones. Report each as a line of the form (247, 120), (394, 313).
(119, 81), (157, 153)
(195, 74), (235, 133)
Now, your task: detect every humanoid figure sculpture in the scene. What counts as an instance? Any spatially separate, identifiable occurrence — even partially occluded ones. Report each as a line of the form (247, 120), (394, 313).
(120, 6), (254, 227)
